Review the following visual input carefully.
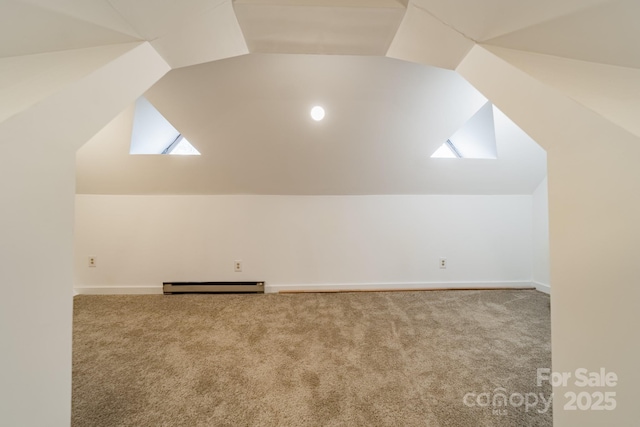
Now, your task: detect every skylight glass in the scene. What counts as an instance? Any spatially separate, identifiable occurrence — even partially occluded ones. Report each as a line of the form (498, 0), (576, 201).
(164, 136), (200, 156)
(431, 141), (459, 158)
(431, 102), (497, 160)
(130, 96), (200, 156)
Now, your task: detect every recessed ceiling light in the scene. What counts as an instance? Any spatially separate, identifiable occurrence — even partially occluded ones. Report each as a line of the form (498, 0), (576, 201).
(310, 106), (325, 121)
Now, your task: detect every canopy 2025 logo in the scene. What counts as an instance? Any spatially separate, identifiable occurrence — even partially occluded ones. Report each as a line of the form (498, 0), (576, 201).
(537, 368), (617, 411)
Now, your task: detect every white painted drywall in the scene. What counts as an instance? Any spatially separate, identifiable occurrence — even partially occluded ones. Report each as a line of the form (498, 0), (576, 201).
(76, 54), (547, 196)
(482, 46), (640, 138)
(0, 42), (169, 426)
(0, 43), (141, 123)
(532, 177), (550, 292)
(458, 44), (640, 426)
(74, 194), (533, 293)
(0, 147), (75, 427)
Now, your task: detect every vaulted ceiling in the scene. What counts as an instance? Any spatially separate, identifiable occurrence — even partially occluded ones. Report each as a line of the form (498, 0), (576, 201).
(77, 53), (547, 194)
(4, 0), (634, 68)
(3, 0), (638, 195)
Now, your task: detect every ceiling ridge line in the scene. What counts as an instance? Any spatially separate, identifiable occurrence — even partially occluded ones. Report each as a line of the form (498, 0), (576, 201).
(478, 44), (640, 140)
(481, 43), (640, 71)
(13, 0), (143, 44)
(156, 0), (229, 41)
(481, 0), (620, 43)
(105, 0), (145, 41)
(118, 0), (230, 44)
(410, 2), (476, 44)
(0, 40), (144, 63)
(232, 0), (406, 10)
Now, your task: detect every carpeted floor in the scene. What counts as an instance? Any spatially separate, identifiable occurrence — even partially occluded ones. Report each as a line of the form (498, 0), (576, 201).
(73, 290), (552, 426)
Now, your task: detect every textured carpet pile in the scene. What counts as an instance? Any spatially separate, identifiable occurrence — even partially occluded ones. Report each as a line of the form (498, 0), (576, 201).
(73, 290), (551, 426)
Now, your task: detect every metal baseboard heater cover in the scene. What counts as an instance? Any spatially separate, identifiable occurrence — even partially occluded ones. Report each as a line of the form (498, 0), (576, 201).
(163, 281), (265, 294)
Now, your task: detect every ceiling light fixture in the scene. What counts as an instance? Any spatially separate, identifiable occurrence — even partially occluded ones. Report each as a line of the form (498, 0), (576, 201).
(310, 106), (325, 121)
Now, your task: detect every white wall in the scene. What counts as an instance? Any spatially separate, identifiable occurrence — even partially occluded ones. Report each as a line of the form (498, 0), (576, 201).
(458, 44), (640, 426)
(532, 177), (550, 292)
(75, 194), (534, 293)
(76, 55), (547, 196)
(0, 147), (75, 427)
(0, 43), (169, 427)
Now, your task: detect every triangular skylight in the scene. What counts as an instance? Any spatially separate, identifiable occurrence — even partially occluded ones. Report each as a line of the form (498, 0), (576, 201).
(432, 140), (461, 158)
(130, 96), (200, 156)
(431, 102), (497, 159)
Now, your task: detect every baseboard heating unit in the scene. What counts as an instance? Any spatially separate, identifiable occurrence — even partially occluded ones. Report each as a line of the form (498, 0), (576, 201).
(163, 281), (265, 294)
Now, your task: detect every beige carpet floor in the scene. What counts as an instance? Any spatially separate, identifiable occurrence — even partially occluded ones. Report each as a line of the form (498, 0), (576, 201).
(73, 290), (552, 426)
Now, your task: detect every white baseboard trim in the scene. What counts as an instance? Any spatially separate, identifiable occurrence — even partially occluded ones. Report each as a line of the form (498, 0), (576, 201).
(532, 282), (551, 294)
(266, 281), (535, 294)
(74, 286), (162, 295)
(74, 282), (540, 295)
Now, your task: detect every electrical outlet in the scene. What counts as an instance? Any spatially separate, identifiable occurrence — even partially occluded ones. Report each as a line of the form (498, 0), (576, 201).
(439, 258), (447, 269)
(234, 260), (242, 272)
(88, 256), (97, 267)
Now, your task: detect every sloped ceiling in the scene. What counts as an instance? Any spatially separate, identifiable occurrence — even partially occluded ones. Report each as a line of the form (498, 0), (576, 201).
(386, 2), (474, 70)
(409, 0), (612, 42)
(484, 0), (640, 68)
(234, 2), (405, 55)
(76, 54), (546, 195)
(0, 0), (138, 57)
(2, 0), (638, 194)
(484, 45), (640, 139)
(4, 0), (633, 67)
